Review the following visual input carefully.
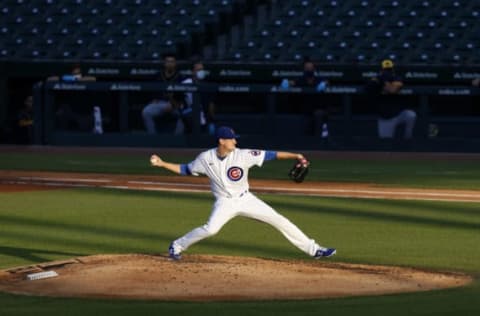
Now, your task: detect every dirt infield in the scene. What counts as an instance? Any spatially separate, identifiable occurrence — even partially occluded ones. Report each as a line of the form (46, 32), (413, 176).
(1, 170), (480, 202)
(0, 254), (471, 301)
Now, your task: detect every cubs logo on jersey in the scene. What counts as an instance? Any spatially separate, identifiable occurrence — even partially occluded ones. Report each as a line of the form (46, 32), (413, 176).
(227, 166), (244, 181)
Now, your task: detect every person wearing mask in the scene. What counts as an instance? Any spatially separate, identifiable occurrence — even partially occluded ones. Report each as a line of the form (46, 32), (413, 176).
(280, 59), (330, 138)
(177, 61), (216, 134)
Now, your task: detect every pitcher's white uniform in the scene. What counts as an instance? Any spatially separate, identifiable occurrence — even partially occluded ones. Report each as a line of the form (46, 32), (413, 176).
(171, 148), (324, 257)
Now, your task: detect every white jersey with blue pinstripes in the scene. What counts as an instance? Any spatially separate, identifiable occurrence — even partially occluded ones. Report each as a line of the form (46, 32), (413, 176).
(185, 148), (266, 199)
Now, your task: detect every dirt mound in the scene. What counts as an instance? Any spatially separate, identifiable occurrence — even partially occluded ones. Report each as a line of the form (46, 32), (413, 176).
(0, 254), (471, 301)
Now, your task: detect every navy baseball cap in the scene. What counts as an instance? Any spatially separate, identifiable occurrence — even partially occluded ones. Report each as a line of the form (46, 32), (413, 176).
(215, 126), (240, 139)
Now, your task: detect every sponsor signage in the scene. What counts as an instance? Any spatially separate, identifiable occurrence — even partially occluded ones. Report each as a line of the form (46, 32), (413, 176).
(52, 83), (87, 90)
(326, 86), (358, 94)
(130, 68), (158, 76)
(218, 69), (253, 77)
(361, 71), (377, 78)
(317, 70), (344, 78)
(87, 68), (120, 75)
(453, 72), (480, 80)
(404, 72), (439, 79)
(399, 88), (414, 95)
(45, 82), (480, 95)
(110, 84), (142, 91)
(272, 70), (303, 77)
(218, 85), (251, 92)
(166, 85), (198, 92)
(438, 88), (471, 95)
(271, 70), (345, 79)
(5, 61), (480, 85)
(270, 86), (303, 93)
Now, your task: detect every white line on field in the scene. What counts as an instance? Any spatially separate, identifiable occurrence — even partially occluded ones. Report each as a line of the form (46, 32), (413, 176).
(18, 177), (111, 183)
(3, 177), (480, 202)
(264, 187), (480, 198)
(117, 186), (211, 194)
(128, 181), (479, 200)
(36, 182), (91, 188)
(104, 185), (130, 189)
(128, 181), (210, 188)
(129, 181), (480, 198)
(107, 185), (480, 202)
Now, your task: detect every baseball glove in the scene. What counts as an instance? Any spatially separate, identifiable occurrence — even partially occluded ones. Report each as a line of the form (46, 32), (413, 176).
(288, 157), (310, 183)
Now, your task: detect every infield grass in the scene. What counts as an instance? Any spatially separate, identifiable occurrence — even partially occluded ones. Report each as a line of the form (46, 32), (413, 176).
(0, 188), (479, 316)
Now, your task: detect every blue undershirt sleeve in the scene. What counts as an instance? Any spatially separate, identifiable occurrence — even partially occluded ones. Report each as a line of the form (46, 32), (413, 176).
(180, 164), (192, 175)
(264, 151), (277, 162)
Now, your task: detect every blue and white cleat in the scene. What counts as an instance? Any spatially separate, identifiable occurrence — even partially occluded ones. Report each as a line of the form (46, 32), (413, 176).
(314, 248), (336, 259)
(168, 242), (182, 260)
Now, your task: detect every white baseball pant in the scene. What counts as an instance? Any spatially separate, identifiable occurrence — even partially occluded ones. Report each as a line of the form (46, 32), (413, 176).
(142, 100), (171, 134)
(173, 192), (321, 256)
(377, 109), (417, 139)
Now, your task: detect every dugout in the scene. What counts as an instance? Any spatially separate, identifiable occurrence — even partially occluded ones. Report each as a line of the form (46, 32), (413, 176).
(23, 78), (480, 152)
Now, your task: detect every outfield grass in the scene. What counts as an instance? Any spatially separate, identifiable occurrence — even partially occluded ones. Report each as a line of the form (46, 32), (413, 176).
(1, 188), (479, 316)
(1, 151), (480, 189)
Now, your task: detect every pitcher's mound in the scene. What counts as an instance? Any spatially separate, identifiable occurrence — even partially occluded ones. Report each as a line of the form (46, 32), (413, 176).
(0, 254), (471, 301)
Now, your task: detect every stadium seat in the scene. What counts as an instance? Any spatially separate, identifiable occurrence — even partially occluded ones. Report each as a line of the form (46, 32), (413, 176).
(0, 0), (478, 64)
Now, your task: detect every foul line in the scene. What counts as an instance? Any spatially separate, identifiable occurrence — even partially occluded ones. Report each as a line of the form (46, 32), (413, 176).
(18, 176), (111, 183)
(128, 181), (209, 188)
(2, 176), (480, 203)
(260, 187), (480, 198)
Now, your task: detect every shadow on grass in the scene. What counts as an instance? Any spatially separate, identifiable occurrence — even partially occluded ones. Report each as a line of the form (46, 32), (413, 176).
(0, 215), (305, 261)
(262, 192), (480, 217)
(343, 197), (480, 217)
(0, 246), (84, 264)
(265, 197), (480, 232)
(95, 188), (480, 220)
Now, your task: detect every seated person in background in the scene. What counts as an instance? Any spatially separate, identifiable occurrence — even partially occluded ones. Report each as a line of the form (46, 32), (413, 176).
(173, 61), (216, 135)
(367, 59), (416, 139)
(181, 61), (216, 134)
(16, 96), (34, 144)
(472, 78), (480, 87)
(142, 53), (183, 134)
(281, 58), (330, 138)
(170, 92), (191, 134)
(48, 65), (97, 132)
(47, 64), (96, 82)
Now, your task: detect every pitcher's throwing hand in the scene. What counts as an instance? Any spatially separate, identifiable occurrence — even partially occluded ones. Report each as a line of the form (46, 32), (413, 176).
(150, 155), (163, 167)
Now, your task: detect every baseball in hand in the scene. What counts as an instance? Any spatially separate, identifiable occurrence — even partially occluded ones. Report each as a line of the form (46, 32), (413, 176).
(150, 155), (162, 166)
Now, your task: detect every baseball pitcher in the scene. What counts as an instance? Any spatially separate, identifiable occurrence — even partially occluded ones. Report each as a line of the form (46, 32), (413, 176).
(150, 126), (336, 260)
